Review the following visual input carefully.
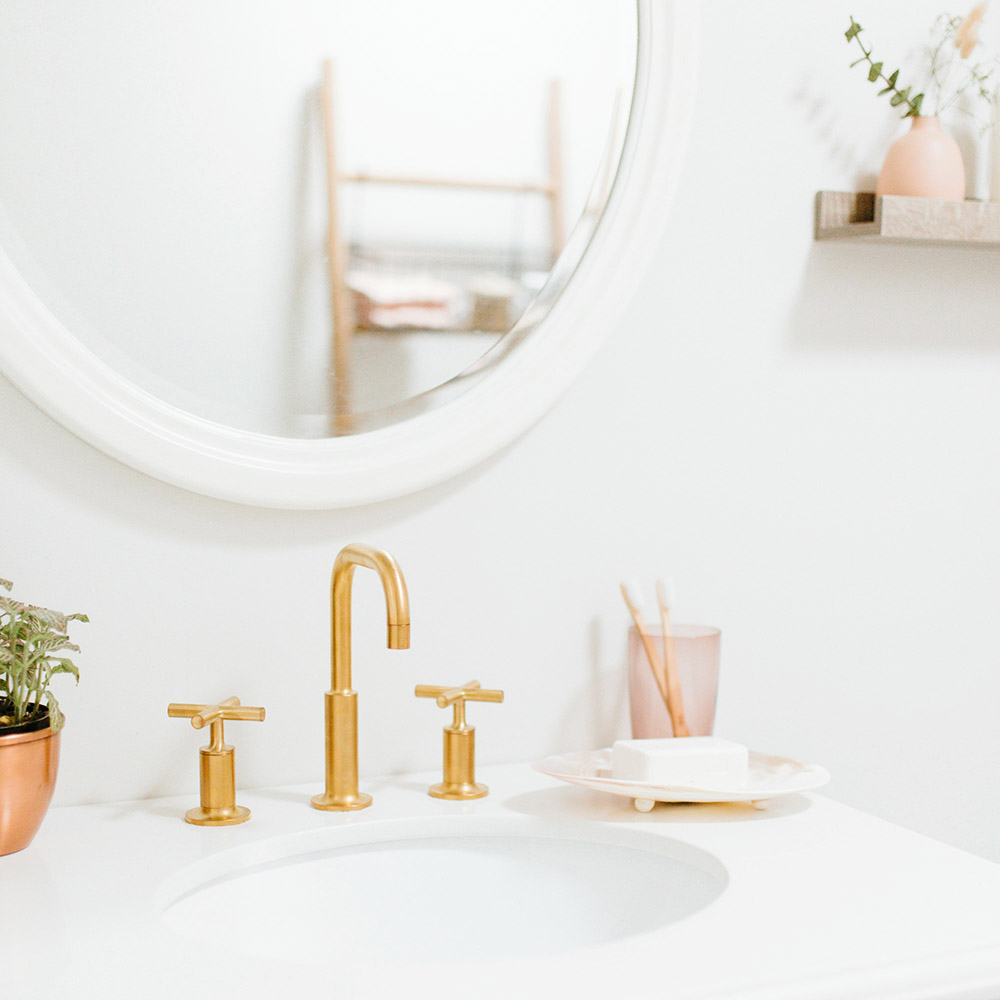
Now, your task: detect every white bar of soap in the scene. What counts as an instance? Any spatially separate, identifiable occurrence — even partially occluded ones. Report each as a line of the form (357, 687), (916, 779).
(612, 737), (749, 788)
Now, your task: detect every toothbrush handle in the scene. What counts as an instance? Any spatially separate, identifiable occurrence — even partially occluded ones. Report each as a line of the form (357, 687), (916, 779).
(620, 585), (672, 720)
(658, 604), (690, 738)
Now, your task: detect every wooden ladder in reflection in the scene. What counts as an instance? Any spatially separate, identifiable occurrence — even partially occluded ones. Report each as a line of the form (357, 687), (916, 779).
(320, 59), (565, 436)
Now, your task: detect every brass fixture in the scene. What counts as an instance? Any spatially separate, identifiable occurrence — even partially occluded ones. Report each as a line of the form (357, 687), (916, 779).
(311, 543), (410, 812)
(167, 697), (265, 826)
(415, 680), (504, 800)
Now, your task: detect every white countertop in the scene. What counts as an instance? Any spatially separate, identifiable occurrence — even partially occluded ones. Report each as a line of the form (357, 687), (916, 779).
(5, 761), (1000, 1000)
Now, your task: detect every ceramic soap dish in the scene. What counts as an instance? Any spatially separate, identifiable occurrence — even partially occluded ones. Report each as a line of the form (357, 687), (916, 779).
(533, 748), (830, 812)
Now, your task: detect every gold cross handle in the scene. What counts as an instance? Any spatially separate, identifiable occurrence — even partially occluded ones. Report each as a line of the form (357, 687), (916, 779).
(167, 696), (265, 826)
(168, 697), (266, 750)
(414, 681), (504, 730)
(415, 681), (504, 801)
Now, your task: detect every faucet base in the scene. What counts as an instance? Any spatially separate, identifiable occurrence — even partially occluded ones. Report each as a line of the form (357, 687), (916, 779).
(428, 781), (489, 801)
(184, 805), (251, 826)
(310, 791), (372, 811)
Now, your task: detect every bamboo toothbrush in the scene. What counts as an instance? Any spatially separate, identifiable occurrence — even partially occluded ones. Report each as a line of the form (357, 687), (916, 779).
(620, 580), (672, 720)
(656, 578), (690, 737)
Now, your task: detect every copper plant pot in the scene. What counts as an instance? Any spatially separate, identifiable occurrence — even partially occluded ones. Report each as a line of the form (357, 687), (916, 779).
(0, 723), (61, 856)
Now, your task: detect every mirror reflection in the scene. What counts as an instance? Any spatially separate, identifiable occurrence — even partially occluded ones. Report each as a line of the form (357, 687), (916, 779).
(0, 1), (636, 437)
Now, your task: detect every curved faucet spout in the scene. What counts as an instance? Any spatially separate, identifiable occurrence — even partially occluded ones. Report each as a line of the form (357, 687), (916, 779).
(331, 544), (410, 692)
(313, 543), (410, 812)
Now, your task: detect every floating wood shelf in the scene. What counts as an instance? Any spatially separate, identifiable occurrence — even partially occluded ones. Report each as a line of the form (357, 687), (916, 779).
(815, 191), (1000, 247)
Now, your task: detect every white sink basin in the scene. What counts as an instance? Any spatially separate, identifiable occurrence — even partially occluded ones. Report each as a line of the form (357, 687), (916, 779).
(159, 817), (726, 965)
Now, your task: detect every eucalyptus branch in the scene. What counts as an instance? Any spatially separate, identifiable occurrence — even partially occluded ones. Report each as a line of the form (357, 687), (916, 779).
(846, 18), (926, 117)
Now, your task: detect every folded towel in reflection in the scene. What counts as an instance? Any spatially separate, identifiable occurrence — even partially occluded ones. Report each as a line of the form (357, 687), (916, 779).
(347, 269), (462, 330)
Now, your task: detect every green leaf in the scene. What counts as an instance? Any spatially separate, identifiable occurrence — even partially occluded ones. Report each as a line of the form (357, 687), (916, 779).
(890, 92), (905, 106)
(34, 638), (80, 655)
(868, 62), (883, 82)
(25, 630), (68, 651)
(25, 606), (67, 630)
(887, 69), (899, 87)
(0, 579), (11, 591)
(50, 659), (80, 682)
(911, 93), (925, 115)
(845, 20), (862, 41)
(46, 695), (63, 732)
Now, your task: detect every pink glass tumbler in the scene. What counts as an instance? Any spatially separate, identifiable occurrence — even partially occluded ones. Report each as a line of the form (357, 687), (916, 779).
(627, 625), (721, 739)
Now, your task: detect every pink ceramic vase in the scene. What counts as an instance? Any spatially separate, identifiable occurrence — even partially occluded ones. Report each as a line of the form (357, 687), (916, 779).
(876, 116), (965, 200)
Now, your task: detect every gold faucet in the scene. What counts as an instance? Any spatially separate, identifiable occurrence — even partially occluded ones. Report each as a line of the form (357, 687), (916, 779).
(311, 543), (410, 811)
(414, 681), (504, 800)
(167, 696), (266, 826)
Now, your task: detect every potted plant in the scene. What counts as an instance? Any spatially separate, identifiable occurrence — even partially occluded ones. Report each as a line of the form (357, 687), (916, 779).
(845, 6), (996, 199)
(0, 577), (86, 856)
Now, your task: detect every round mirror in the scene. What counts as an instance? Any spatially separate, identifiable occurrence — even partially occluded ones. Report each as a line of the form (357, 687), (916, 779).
(0, 1), (696, 508)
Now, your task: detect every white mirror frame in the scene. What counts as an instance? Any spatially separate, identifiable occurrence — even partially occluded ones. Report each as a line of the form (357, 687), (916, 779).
(0, 0), (697, 510)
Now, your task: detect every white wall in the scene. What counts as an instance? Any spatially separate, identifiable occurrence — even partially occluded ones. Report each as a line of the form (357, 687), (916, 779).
(3, 0), (1000, 863)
